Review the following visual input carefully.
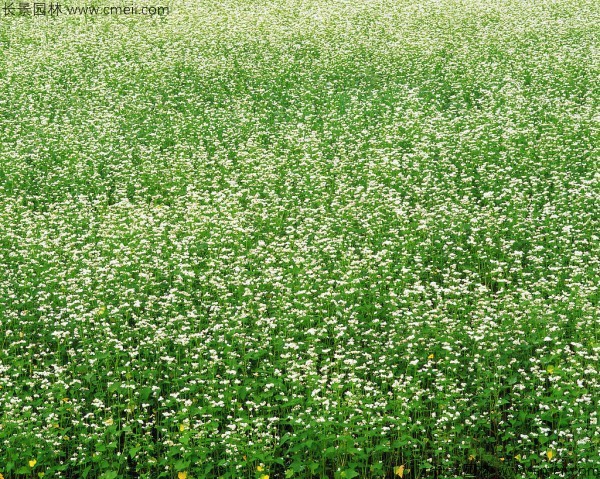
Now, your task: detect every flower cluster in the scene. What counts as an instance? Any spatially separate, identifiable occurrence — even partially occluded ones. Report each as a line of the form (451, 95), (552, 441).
(0, 0), (598, 478)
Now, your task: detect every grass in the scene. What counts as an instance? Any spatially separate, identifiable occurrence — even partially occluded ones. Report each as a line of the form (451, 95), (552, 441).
(0, 0), (598, 478)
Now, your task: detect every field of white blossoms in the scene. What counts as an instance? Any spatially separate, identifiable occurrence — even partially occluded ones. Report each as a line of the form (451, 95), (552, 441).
(0, 0), (599, 478)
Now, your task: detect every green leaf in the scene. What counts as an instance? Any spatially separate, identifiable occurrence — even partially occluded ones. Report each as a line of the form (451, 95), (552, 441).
(140, 387), (152, 401)
(179, 434), (190, 445)
(175, 460), (191, 470)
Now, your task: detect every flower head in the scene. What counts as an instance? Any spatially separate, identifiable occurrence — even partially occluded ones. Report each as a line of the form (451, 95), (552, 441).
(393, 465), (405, 477)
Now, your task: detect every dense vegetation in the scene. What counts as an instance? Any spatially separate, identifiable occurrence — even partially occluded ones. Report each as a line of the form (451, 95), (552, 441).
(0, 0), (598, 478)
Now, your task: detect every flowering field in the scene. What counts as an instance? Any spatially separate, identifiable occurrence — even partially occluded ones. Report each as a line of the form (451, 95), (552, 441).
(0, 0), (599, 478)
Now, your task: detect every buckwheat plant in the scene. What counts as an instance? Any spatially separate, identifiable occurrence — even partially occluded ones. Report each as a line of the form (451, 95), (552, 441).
(0, 0), (598, 478)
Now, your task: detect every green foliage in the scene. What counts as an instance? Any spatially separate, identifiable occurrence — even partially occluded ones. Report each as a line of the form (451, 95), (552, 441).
(0, 0), (599, 478)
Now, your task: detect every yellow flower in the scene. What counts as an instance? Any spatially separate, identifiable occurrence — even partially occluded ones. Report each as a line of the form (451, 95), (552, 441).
(468, 455), (475, 461)
(178, 472), (188, 479)
(427, 353), (434, 360)
(256, 465), (264, 472)
(29, 459), (37, 468)
(546, 365), (555, 374)
(260, 475), (269, 479)
(0, 473), (5, 479)
(547, 450), (554, 460)
(104, 418), (114, 426)
(179, 423), (185, 432)
(393, 465), (405, 477)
